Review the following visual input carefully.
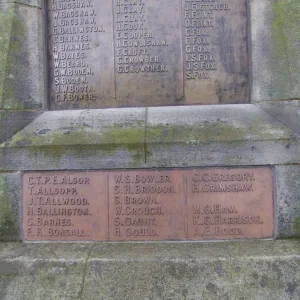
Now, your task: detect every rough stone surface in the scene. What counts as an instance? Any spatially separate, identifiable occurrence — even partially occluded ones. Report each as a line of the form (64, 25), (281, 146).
(0, 2), (44, 110)
(0, 173), (21, 241)
(0, 1), (42, 8)
(0, 243), (91, 299)
(0, 111), (41, 144)
(145, 105), (298, 168)
(276, 166), (300, 238)
(251, 0), (300, 102)
(0, 240), (300, 299)
(259, 100), (300, 136)
(0, 105), (298, 171)
(0, 108), (147, 171)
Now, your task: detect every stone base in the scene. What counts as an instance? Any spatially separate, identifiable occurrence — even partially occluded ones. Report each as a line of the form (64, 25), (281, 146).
(0, 240), (300, 300)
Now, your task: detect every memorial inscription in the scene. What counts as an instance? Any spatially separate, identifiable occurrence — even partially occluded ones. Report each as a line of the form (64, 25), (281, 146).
(48, 0), (249, 109)
(23, 167), (273, 241)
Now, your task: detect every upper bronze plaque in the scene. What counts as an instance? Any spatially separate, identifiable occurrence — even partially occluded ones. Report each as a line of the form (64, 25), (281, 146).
(48, 0), (249, 109)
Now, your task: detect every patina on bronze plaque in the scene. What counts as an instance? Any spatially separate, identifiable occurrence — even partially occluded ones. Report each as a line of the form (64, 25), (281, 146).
(23, 167), (273, 242)
(48, 0), (249, 110)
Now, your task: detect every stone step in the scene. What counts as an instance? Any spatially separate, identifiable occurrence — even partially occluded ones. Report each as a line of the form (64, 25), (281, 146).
(0, 240), (300, 300)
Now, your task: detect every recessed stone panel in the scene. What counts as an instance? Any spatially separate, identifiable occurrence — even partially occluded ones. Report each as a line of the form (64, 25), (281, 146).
(23, 167), (273, 242)
(48, 0), (249, 109)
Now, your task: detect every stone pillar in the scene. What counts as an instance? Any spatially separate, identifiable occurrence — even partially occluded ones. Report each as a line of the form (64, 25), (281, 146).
(0, 0), (45, 144)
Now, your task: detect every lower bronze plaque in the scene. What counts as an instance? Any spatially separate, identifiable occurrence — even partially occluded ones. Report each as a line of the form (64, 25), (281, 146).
(23, 167), (274, 241)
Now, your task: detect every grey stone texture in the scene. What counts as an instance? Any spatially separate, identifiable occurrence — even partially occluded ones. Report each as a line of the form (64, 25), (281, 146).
(0, 2), (45, 110)
(0, 240), (299, 299)
(145, 105), (298, 168)
(259, 100), (300, 136)
(0, 108), (147, 171)
(0, 173), (21, 241)
(276, 166), (300, 238)
(251, 0), (300, 102)
(0, 105), (298, 171)
(0, 243), (91, 299)
(0, 111), (41, 144)
(0, 1), (42, 8)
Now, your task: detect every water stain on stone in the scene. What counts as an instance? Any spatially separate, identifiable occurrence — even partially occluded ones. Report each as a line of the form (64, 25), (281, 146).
(206, 282), (218, 295)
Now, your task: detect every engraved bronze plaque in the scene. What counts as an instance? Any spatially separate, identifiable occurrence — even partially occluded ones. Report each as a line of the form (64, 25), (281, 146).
(187, 168), (274, 240)
(23, 167), (273, 242)
(108, 170), (185, 241)
(23, 172), (108, 241)
(48, 0), (249, 109)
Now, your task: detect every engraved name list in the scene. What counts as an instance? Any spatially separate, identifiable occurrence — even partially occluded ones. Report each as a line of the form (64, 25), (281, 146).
(48, 0), (249, 109)
(23, 167), (274, 241)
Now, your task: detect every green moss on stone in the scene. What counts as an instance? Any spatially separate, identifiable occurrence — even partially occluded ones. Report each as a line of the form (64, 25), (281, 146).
(147, 121), (285, 145)
(272, 0), (300, 95)
(272, 1), (288, 59)
(0, 176), (18, 241)
(1, 123), (145, 167)
(0, 4), (25, 109)
(0, 118), (292, 168)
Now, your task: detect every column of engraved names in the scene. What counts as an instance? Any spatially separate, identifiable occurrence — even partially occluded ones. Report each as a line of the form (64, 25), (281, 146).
(25, 174), (92, 239)
(184, 1), (230, 80)
(110, 172), (183, 240)
(50, 0), (103, 104)
(187, 169), (273, 240)
(115, 0), (168, 75)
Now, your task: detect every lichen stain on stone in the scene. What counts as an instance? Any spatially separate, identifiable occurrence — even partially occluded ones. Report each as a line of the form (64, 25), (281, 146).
(0, 176), (18, 241)
(0, 4), (26, 109)
(272, 1), (289, 59)
(1, 123), (145, 167)
(164, 261), (199, 281)
(147, 121), (289, 145)
(272, 0), (300, 93)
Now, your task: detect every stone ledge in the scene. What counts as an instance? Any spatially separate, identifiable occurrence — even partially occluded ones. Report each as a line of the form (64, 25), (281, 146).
(145, 104), (298, 167)
(0, 240), (300, 299)
(0, 105), (298, 171)
(0, 108), (147, 170)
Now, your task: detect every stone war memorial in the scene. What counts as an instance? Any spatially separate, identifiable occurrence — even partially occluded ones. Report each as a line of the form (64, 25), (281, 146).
(0, 0), (300, 299)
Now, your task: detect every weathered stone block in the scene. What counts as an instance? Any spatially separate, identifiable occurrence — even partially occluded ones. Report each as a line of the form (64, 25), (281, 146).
(0, 241), (299, 299)
(145, 105), (298, 167)
(259, 100), (300, 136)
(276, 165), (300, 238)
(0, 111), (41, 144)
(0, 105), (299, 171)
(0, 109), (147, 171)
(83, 241), (300, 300)
(0, 173), (21, 241)
(0, 243), (91, 299)
(0, 2), (44, 110)
(251, 0), (300, 101)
